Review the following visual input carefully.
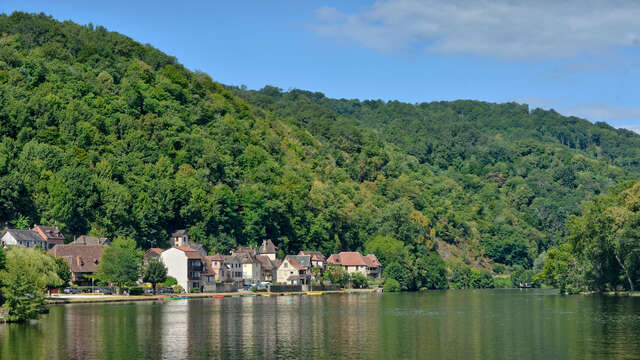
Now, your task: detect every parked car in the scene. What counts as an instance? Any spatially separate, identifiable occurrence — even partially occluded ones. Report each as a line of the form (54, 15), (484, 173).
(63, 287), (81, 294)
(95, 288), (113, 295)
(158, 287), (174, 294)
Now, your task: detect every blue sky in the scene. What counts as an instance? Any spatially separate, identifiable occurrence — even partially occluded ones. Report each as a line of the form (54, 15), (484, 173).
(2, 0), (640, 130)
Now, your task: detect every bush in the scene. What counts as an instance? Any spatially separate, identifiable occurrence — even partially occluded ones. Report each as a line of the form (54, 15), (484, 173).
(351, 273), (369, 288)
(126, 286), (144, 295)
(173, 285), (184, 293)
(189, 287), (201, 293)
(162, 276), (178, 287)
(384, 278), (401, 292)
(493, 276), (512, 288)
(250, 286), (258, 292)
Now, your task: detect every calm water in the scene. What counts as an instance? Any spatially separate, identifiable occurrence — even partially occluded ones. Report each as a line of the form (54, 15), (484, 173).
(1, 289), (640, 359)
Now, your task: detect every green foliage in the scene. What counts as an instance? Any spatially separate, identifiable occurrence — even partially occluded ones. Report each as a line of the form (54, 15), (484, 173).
(350, 272), (369, 288)
(493, 276), (512, 288)
(143, 258), (168, 293)
(190, 287), (201, 293)
(125, 286), (144, 295)
(448, 263), (494, 289)
(0, 247), (62, 322)
(322, 263), (349, 288)
(161, 276), (177, 287)
(94, 237), (143, 289)
(0, 247), (5, 272)
(541, 180), (640, 293)
(52, 256), (71, 287)
(1, 13), (640, 279)
(364, 235), (405, 267)
(383, 277), (401, 292)
(510, 265), (539, 288)
(533, 244), (583, 294)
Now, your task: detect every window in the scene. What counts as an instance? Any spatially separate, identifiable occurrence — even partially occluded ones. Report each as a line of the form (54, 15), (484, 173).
(284, 262), (288, 268)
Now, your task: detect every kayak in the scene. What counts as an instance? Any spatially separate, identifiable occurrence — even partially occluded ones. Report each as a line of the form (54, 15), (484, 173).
(307, 292), (323, 296)
(212, 295), (224, 299)
(259, 293), (270, 297)
(242, 294), (257, 297)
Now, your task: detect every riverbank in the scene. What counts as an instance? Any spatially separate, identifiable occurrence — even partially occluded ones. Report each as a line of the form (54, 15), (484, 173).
(46, 288), (380, 305)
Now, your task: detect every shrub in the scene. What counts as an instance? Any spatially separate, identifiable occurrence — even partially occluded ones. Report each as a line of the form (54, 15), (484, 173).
(173, 285), (184, 293)
(189, 287), (201, 293)
(493, 276), (512, 288)
(127, 286), (144, 295)
(162, 276), (178, 287)
(383, 278), (401, 292)
(351, 273), (369, 288)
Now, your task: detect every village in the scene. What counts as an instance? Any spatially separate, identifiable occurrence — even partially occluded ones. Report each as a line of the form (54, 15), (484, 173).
(1, 225), (382, 297)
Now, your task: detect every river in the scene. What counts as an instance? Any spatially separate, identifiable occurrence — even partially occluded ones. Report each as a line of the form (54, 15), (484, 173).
(1, 289), (640, 359)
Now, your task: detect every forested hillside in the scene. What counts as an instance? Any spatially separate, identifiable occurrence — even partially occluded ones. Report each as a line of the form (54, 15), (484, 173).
(1, 13), (639, 284)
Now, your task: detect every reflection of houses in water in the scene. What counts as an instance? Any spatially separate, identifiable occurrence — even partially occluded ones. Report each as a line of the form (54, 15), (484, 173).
(161, 300), (190, 360)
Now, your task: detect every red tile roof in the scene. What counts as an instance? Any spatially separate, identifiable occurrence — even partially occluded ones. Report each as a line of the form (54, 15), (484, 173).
(145, 248), (163, 257)
(364, 254), (381, 268)
(175, 246), (203, 259)
(327, 252), (368, 266)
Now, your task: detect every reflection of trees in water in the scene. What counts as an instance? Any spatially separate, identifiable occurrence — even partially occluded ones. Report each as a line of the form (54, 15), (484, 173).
(3, 292), (640, 359)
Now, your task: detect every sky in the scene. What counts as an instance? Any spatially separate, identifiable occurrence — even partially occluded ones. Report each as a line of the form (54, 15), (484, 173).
(2, 0), (640, 131)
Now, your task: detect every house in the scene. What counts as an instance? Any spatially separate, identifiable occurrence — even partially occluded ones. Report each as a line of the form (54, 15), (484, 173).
(205, 254), (231, 282)
(327, 252), (382, 279)
(170, 230), (189, 247)
(223, 255), (244, 284)
(256, 255), (277, 282)
(169, 230), (207, 256)
(276, 255), (312, 285)
(33, 225), (65, 249)
(144, 248), (163, 265)
(1, 229), (47, 248)
(161, 246), (205, 293)
(298, 251), (326, 269)
(231, 247), (263, 285)
(70, 235), (110, 246)
(49, 244), (106, 286)
(258, 239), (277, 261)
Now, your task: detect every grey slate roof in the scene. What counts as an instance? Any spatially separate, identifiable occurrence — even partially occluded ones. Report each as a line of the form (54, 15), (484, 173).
(287, 255), (311, 269)
(171, 229), (188, 237)
(259, 239), (277, 254)
(6, 229), (43, 242)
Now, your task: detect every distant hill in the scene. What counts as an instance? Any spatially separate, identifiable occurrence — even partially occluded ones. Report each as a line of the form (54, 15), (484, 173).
(1, 12), (639, 275)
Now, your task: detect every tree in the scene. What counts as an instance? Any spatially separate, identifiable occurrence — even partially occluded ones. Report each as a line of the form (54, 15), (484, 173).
(52, 256), (71, 289)
(351, 272), (369, 288)
(143, 258), (168, 294)
(0, 247), (63, 322)
(364, 235), (405, 267)
(94, 237), (143, 293)
(322, 264), (349, 288)
(533, 244), (582, 294)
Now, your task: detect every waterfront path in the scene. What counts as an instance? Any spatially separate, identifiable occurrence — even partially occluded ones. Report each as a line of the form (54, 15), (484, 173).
(46, 288), (379, 304)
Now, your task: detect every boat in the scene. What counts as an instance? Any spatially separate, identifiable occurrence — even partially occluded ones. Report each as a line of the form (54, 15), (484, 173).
(242, 294), (257, 297)
(347, 291), (355, 294)
(168, 297), (182, 300)
(212, 295), (224, 299)
(307, 292), (323, 296)
(259, 293), (270, 297)
(338, 291), (344, 295)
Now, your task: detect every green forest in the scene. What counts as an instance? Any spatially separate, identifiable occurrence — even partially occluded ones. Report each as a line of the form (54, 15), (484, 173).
(1, 12), (640, 290)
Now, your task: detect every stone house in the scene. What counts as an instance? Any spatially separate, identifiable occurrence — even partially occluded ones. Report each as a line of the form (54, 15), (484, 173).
(258, 239), (277, 261)
(276, 255), (312, 285)
(327, 252), (381, 279)
(231, 247), (263, 285)
(298, 251), (326, 270)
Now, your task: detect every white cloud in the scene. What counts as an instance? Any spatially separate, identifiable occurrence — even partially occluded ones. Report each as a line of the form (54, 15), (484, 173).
(511, 97), (640, 129)
(313, 1), (640, 59)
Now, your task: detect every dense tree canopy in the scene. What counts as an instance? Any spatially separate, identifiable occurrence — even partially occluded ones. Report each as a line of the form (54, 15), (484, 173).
(1, 12), (640, 285)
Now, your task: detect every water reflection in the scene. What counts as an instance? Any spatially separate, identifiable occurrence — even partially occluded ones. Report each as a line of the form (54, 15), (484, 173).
(1, 290), (640, 359)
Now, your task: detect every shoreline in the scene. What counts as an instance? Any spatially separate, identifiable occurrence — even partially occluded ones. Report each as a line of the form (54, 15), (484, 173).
(45, 288), (380, 305)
